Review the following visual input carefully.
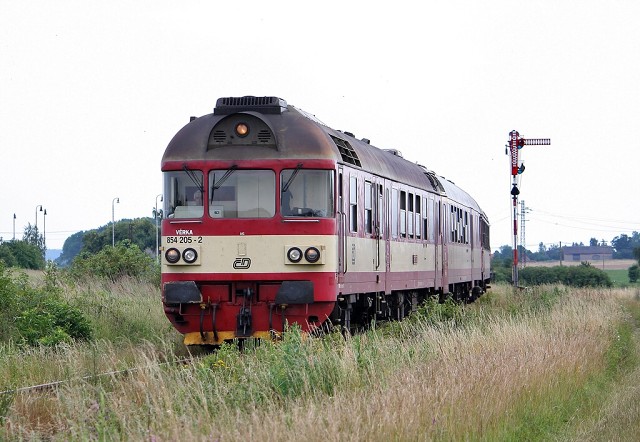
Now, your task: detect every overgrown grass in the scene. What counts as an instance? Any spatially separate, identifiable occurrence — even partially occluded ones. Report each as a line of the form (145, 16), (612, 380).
(1, 283), (639, 440)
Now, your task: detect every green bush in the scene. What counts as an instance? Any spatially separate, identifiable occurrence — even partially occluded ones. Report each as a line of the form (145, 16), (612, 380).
(629, 264), (640, 283)
(520, 263), (612, 287)
(0, 262), (93, 346)
(68, 240), (159, 284)
(0, 240), (45, 270)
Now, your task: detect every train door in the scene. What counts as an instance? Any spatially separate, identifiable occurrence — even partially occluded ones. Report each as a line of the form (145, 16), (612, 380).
(440, 201), (449, 292)
(480, 217), (487, 283)
(379, 180), (390, 293)
(384, 183), (391, 286)
(470, 214), (475, 270)
(337, 167), (346, 282)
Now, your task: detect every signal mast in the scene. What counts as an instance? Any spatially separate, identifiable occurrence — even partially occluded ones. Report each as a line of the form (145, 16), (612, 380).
(507, 130), (550, 287)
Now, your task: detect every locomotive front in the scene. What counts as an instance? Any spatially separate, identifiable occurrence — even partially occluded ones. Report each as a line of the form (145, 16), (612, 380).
(160, 97), (339, 345)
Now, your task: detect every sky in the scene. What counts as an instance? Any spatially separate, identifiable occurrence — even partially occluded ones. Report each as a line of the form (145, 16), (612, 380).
(1, 0), (639, 252)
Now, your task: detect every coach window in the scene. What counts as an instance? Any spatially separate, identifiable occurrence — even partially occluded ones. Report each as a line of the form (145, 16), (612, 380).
(450, 205), (457, 243)
(209, 169), (275, 218)
(408, 192), (414, 238)
(464, 211), (469, 244)
(415, 196), (422, 239)
(400, 190), (407, 238)
(349, 176), (358, 232)
(391, 189), (399, 238)
(365, 181), (373, 234)
(426, 198), (433, 241)
(281, 169), (333, 217)
(378, 184), (384, 238)
(163, 170), (204, 219)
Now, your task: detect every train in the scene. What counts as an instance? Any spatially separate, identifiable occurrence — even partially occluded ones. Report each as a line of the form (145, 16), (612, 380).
(160, 96), (491, 345)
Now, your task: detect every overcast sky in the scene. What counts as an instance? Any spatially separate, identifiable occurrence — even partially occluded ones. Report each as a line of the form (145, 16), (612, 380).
(2, 1), (639, 251)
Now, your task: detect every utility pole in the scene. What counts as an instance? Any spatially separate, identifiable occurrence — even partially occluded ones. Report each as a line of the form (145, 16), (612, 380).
(520, 200), (531, 268)
(507, 130), (550, 287)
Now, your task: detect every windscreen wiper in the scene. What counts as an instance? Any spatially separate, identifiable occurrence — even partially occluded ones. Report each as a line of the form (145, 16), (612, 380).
(282, 163), (303, 193)
(182, 164), (203, 192)
(211, 165), (238, 202)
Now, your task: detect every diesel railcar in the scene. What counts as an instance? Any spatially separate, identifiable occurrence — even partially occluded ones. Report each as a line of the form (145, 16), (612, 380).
(160, 96), (490, 345)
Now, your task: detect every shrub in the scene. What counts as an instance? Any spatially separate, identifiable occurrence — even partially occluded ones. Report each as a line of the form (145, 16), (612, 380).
(68, 240), (159, 284)
(629, 264), (640, 283)
(0, 240), (45, 270)
(520, 263), (612, 287)
(0, 262), (93, 346)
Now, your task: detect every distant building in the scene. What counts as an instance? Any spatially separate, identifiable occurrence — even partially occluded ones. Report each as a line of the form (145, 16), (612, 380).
(562, 246), (614, 262)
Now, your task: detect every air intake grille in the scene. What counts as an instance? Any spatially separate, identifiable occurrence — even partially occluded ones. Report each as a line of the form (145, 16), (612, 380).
(330, 135), (361, 167)
(212, 130), (226, 143)
(425, 172), (445, 193)
(257, 129), (272, 143)
(214, 96), (287, 115)
(219, 96), (278, 106)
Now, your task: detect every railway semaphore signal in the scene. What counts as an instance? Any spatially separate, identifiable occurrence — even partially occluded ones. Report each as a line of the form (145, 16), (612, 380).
(507, 130), (550, 288)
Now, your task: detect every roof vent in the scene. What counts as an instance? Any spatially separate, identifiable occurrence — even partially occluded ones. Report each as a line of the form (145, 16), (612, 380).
(330, 135), (361, 167)
(425, 171), (445, 193)
(214, 96), (287, 115)
(383, 149), (403, 157)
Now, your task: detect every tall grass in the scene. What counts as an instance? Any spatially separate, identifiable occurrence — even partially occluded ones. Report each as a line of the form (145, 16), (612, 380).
(1, 283), (639, 440)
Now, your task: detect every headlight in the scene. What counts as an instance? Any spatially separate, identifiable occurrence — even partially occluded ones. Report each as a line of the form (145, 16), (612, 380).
(304, 247), (320, 263)
(165, 248), (181, 264)
(287, 247), (302, 263)
(235, 122), (249, 137)
(182, 248), (198, 264)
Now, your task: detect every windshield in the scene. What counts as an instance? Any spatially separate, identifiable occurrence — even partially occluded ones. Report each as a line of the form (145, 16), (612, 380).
(209, 169), (275, 218)
(280, 169), (334, 217)
(163, 170), (204, 219)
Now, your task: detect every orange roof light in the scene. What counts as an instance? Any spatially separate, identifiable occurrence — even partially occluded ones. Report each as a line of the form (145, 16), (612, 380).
(235, 123), (249, 137)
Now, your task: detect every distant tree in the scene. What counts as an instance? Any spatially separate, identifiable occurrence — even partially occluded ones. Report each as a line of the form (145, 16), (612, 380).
(611, 234), (632, 258)
(55, 230), (86, 267)
(633, 246), (640, 264)
(79, 218), (156, 255)
(0, 243), (17, 267)
(590, 237), (599, 246)
(0, 240), (45, 269)
(23, 223), (45, 256)
(546, 244), (562, 261)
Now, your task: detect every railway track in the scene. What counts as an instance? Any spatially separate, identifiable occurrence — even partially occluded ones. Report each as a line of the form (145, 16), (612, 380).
(0, 356), (198, 396)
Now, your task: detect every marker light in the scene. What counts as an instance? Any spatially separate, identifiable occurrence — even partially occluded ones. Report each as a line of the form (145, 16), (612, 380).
(165, 248), (180, 264)
(235, 123), (249, 137)
(183, 248), (198, 264)
(287, 247), (302, 263)
(304, 247), (320, 263)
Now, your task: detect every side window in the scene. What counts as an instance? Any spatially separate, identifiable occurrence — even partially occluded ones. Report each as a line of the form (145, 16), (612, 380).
(450, 205), (456, 243)
(365, 181), (373, 234)
(416, 196), (422, 239)
(408, 192), (414, 238)
(378, 184), (384, 237)
(400, 190), (407, 238)
(391, 188), (399, 238)
(349, 176), (358, 232)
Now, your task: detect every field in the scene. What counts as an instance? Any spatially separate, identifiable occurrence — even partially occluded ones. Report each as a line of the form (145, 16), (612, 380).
(524, 258), (636, 270)
(1, 274), (640, 440)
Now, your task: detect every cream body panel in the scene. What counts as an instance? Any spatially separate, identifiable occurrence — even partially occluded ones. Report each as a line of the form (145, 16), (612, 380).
(162, 234), (337, 274)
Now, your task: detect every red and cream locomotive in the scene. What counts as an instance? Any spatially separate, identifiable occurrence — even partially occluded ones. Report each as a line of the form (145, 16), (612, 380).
(160, 96), (490, 345)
